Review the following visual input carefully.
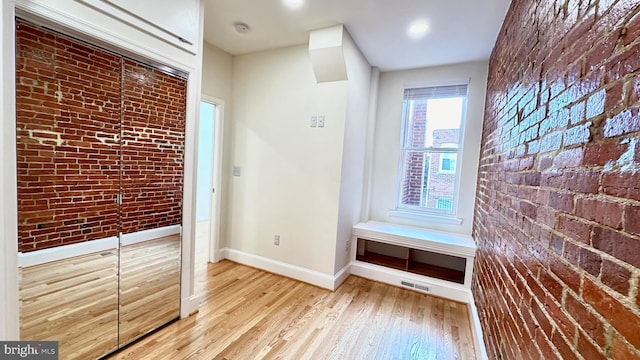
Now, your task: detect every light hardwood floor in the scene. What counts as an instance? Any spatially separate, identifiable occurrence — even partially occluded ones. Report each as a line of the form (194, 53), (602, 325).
(108, 259), (477, 360)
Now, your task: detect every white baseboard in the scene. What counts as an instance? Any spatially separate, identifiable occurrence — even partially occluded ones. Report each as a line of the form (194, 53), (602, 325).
(212, 248), (226, 263)
(333, 263), (351, 289)
(120, 225), (181, 246)
(18, 236), (118, 267)
(468, 291), (489, 360)
(221, 248), (347, 291)
(180, 294), (201, 318)
(350, 260), (470, 303)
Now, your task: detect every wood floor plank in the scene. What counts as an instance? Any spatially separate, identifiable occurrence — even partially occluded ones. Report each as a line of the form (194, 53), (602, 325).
(108, 260), (477, 360)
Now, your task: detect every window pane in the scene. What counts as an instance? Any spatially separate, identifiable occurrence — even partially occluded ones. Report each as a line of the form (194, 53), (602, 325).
(400, 150), (427, 206)
(423, 151), (457, 212)
(403, 100), (428, 148)
(400, 150), (457, 212)
(425, 97), (463, 148)
(404, 97), (464, 149)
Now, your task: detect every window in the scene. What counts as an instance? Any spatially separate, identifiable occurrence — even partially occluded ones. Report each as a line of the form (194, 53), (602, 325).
(438, 143), (457, 173)
(397, 84), (467, 215)
(440, 154), (456, 172)
(436, 198), (453, 211)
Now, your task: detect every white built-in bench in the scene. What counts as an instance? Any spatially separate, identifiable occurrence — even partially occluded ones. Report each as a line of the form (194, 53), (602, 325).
(350, 221), (476, 303)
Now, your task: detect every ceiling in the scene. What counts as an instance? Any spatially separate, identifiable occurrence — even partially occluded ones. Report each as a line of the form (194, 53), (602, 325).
(202, 0), (512, 72)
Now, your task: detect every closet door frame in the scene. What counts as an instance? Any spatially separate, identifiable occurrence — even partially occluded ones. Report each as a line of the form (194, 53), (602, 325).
(2, 3), (202, 339)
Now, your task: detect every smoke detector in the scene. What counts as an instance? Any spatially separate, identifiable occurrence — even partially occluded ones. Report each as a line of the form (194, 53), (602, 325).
(234, 22), (250, 34)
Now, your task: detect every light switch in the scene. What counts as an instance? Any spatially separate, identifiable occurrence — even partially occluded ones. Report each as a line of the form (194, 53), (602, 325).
(310, 116), (317, 127)
(233, 166), (241, 176)
(318, 115), (325, 128)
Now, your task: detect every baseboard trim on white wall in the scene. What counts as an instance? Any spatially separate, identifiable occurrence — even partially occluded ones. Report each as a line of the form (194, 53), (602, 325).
(221, 248), (346, 290)
(333, 263), (351, 290)
(120, 225), (181, 246)
(18, 236), (119, 268)
(468, 291), (489, 360)
(180, 294), (201, 318)
(213, 249), (226, 263)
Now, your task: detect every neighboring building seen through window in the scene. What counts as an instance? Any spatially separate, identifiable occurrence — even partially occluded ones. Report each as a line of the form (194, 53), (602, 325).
(436, 198), (453, 211)
(398, 84), (467, 215)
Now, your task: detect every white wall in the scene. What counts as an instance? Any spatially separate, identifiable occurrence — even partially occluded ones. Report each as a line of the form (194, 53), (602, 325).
(1, 0), (19, 341)
(201, 42), (233, 248)
(333, 30), (371, 273)
(202, 42), (234, 100)
(229, 45), (347, 275)
(1, 0), (203, 338)
(368, 61), (489, 235)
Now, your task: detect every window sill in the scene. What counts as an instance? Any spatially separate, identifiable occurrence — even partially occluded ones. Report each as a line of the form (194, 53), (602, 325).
(389, 209), (463, 225)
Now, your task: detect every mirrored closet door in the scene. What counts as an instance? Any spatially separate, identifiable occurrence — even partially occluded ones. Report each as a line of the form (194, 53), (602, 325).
(15, 19), (185, 359)
(118, 59), (184, 347)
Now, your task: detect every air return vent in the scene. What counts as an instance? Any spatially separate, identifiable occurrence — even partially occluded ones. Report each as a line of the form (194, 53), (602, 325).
(401, 280), (430, 293)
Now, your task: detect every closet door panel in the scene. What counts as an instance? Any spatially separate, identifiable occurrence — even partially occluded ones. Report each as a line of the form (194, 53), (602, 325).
(16, 22), (121, 252)
(16, 21), (120, 359)
(120, 60), (185, 233)
(119, 59), (186, 346)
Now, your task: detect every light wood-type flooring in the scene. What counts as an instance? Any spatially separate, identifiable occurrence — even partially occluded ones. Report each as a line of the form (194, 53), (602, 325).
(108, 260), (477, 359)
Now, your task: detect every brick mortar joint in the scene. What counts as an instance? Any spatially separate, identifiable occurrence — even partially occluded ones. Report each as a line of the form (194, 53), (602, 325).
(572, 192), (640, 207)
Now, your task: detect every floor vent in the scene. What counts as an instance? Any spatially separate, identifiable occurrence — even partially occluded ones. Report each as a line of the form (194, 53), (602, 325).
(401, 280), (414, 288)
(401, 280), (430, 293)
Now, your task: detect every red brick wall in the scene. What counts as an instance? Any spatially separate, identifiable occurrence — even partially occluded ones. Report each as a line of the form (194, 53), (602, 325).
(473, 0), (640, 359)
(16, 21), (186, 251)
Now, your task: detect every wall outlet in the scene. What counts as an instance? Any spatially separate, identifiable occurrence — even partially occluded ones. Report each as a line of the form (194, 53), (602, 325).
(274, 234), (280, 246)
(317, 115), (325, 127)
(233, 166), (241, 176)
(310, 116), (317, 127)
(346, 238), (351, 252)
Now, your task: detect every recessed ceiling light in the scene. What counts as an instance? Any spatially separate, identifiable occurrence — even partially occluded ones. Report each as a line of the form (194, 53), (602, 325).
(234, 22), (250, 34)
(282, 0), (304, 9)
(407, 20), (429, 39)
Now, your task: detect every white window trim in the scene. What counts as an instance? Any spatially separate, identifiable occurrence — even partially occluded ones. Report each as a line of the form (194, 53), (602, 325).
(392, 80), (469, 225)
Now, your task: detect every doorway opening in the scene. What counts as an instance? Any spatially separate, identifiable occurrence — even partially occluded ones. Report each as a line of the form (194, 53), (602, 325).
(195, 97), (224, 286)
